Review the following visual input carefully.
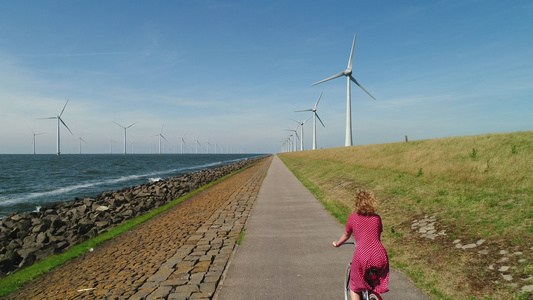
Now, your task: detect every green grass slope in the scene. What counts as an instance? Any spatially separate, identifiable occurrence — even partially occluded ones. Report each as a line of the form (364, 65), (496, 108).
(279, 131), (533, 300)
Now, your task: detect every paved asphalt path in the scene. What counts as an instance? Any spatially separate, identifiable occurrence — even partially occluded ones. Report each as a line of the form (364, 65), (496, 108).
(216, 155), (431, 300)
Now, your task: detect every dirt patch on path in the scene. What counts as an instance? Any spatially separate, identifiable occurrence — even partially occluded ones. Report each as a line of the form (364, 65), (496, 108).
(4, 157), (272, 300)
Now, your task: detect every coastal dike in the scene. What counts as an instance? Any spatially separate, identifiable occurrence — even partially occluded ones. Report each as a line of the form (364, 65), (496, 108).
(0, 155), (268, 279)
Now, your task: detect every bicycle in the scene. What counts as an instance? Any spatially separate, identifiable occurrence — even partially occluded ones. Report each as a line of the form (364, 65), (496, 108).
(340, 242), (383, 300)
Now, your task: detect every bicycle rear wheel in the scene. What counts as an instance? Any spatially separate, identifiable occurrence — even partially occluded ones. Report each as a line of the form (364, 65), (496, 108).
(368, 292), (383, 300)
(345, 264), (351, 300)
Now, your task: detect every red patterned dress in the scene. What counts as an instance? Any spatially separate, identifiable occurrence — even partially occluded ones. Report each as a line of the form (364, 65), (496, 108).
(345, 213), (390, 293)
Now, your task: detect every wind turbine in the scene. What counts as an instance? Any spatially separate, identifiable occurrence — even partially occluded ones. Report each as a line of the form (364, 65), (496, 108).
(291, 116), (311, 151)
(285, 128), (299, 152)
(77, 136), (86, 154)
(39, 100), (73, 155)
(195, 136), (201, 154)
(154, 125), (168, 155)
(29, 128), (44, 155)
(312, 34), (375, 147)
(178, 131), (187, 154)
(296, 92), (325, 150)
(131, 141), (137, 154)
(113, 121), (137, 155)
(206, 139), (212, 154)
(109, 139), (118, 154)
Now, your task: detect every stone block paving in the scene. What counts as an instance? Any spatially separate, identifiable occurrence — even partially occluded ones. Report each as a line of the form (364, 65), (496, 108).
(132, 178), (262, 300)
(4, 157), (271, 300)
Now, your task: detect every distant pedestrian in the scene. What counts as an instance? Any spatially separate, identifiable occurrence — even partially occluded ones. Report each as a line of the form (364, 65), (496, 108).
(333, 189), (390, 300)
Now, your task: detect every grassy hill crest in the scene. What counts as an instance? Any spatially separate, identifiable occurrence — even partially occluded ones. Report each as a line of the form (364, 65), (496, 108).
(279, 131), (533, 299)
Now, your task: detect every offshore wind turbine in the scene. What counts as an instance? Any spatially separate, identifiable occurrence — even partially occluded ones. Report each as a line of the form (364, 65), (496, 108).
(312, 34), (375, 147)
(206, 139), (212, 154)
(131, 141), (137, 154)
(154, 125), (168, 155)
(291, 116), (311, 151)
(109, 139), (118, 154)
(195, 137), (201, 154)
(113, 121), (137, 155)
(77, 136), (86, 154)
(29, 128), (44, 155)
(296, 92), (325, 150)
(39, 100), (73, 155)
(178, 131), (187, 154)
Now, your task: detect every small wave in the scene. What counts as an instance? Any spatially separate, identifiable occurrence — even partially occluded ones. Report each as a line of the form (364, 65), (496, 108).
(83, 170), (101, 175)
(0, 175), (142, 207)
(149, 177), (162, 183)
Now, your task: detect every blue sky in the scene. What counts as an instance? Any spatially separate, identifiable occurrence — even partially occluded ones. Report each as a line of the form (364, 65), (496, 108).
(1, 1), (532, 154)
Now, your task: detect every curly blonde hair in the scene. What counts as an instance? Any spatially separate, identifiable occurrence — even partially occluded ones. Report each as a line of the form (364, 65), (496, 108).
(354, 189), (378, 215)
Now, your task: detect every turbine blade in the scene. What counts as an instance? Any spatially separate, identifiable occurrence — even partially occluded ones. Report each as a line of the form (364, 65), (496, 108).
(350, 76), (376, 100)
(59, 117), (73, 134)
(113, 121), (125, 128)
(126, 122), (137, 128)
(314, 91), (323, 108)
(161, 134), (168, 142)
(347, 34), (357, 71)
(295, 109), (313, 112)
(303, 115), (312, 124)
(39, 117), (57, 119)
(316, 113), (326, 128)
(290, 118), (301, 125)
(312, 71), (344, 86)
(59, 99), (69, 117)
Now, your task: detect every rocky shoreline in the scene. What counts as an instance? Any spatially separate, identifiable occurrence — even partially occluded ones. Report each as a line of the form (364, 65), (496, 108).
(0, 156), (266, 277)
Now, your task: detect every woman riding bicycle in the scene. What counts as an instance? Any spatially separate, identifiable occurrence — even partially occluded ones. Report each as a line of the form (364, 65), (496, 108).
(333, 189), (390, 300)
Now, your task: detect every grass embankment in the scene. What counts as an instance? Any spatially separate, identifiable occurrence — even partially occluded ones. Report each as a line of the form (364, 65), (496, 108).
(0, 160), (262, 297)
(278, 132), (533, 300)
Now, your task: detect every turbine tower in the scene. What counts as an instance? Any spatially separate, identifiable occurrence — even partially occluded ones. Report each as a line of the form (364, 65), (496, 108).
(30, 128), (44, 155)
(113, 121), (137, 155)
(39, 100), (73, 155)
(296, 92), (325, 150)
(312, 34), (375, 146)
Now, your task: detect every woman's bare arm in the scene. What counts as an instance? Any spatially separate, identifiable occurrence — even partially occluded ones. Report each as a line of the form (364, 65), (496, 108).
(332, 231), (351, 247)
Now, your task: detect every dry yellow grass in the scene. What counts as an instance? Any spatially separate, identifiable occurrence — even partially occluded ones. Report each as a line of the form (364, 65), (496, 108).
(279, 131), (533, 300)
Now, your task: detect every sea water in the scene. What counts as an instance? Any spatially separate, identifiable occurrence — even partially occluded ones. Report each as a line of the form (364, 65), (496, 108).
(0, 154), (263, 217)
